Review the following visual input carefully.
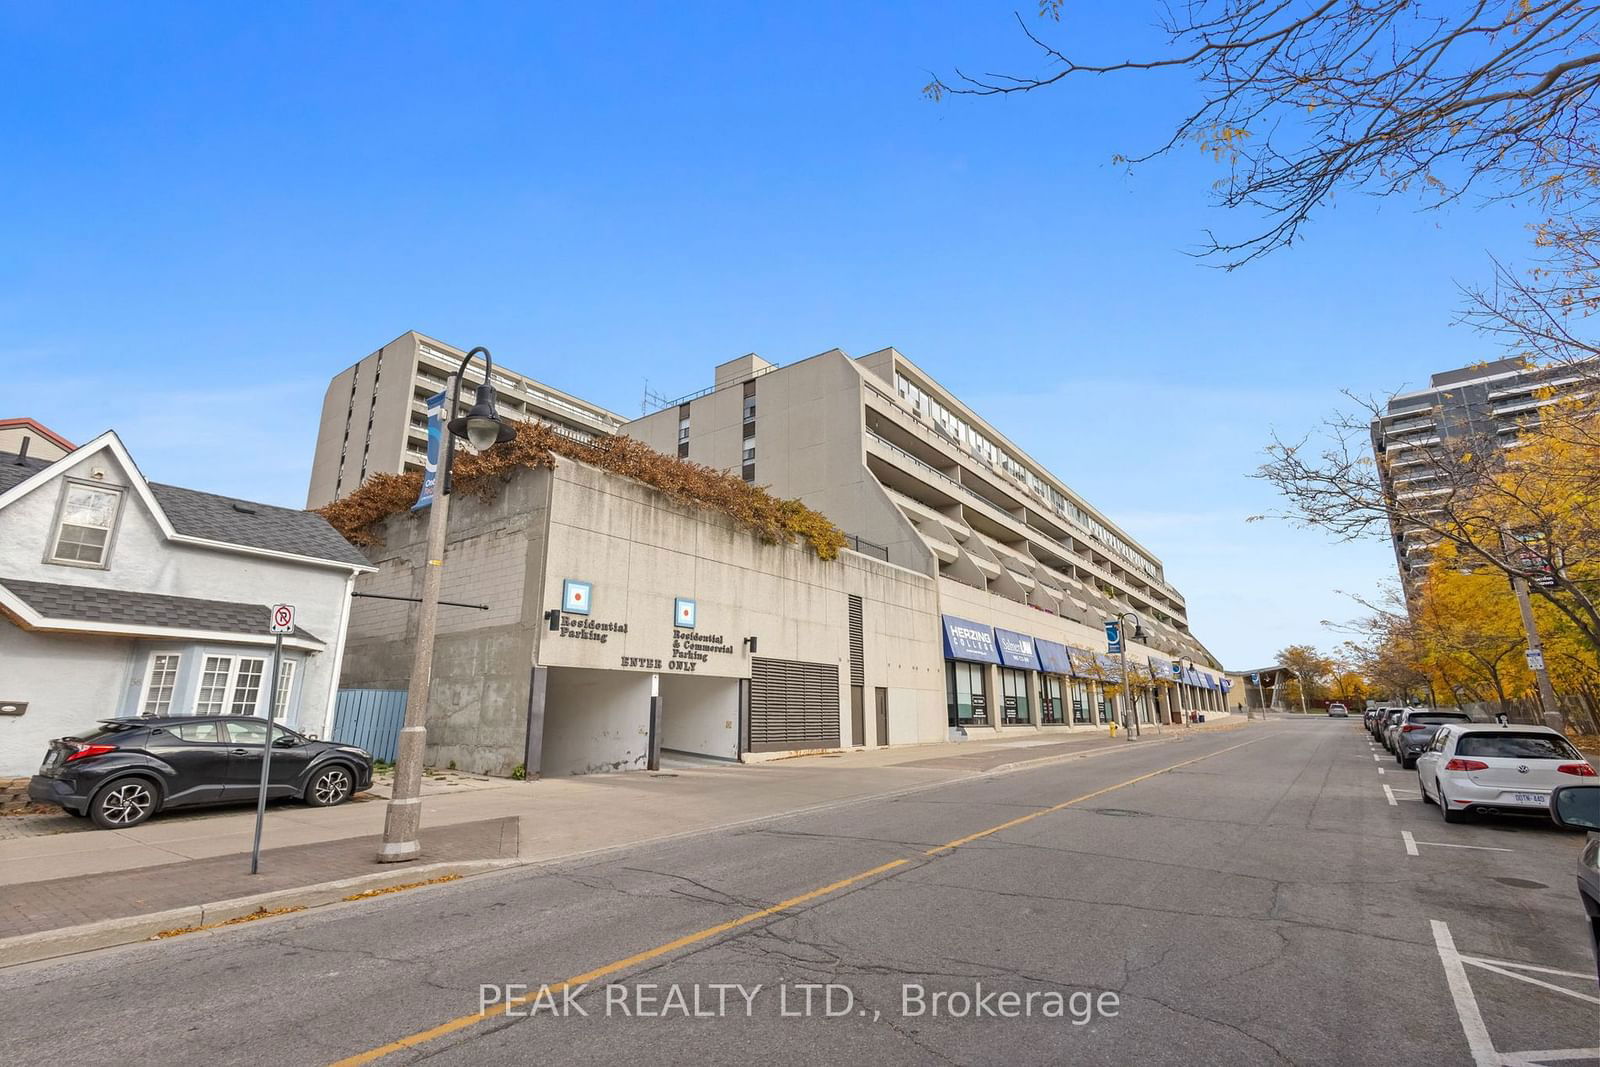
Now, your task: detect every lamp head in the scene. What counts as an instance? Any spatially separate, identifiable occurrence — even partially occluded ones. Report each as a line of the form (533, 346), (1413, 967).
(448, 384), (516, 451)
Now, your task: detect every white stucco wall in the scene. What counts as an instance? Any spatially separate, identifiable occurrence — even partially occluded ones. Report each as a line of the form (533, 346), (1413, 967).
(0, 625), (136, 776)
(0, 444), (356, 738)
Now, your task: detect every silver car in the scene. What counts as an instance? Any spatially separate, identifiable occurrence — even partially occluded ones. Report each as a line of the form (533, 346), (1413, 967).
(1417, 723), (1596, 822)
(1380, 708), (1407, 752)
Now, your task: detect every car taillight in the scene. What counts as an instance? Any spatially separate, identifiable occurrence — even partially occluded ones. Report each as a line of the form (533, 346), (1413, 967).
(1557, 763), (1597, 777)
(1444, 758), (1488, 772)
(65, 743), (116, 763)
(1401, 724), (1424, 732)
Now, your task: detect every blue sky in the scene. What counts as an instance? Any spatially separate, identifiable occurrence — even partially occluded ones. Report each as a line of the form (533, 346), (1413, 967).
(2, 3), (1533, 666)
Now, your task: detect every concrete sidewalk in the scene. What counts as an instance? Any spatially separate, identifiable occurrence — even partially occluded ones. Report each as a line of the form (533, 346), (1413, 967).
(0, 715), (1252, 964)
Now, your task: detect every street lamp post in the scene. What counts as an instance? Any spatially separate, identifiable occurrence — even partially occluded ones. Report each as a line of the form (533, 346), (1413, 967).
(1108, 611), (1148, 741)
(1179, 656), (1195, 726)
(378, 347), (516, 864)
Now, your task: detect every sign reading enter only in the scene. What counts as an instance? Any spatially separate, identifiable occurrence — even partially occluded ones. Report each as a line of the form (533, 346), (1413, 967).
(270, 603), (296, 635)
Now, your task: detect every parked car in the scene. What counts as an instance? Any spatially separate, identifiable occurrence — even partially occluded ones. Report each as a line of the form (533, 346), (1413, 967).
(1548, 783), (1600, 982)
(28, 716), (374, 829)
(1364, 707), (1389, 737)
(1392, 708), (1473, 768)
(1381, 708), (1408, 752)
(1416, 723), (1596, 823)
(1327, 703), (1348, 718)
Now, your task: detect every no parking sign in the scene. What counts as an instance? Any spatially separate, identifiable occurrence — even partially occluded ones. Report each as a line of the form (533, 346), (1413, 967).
(270, 603), (296, 635)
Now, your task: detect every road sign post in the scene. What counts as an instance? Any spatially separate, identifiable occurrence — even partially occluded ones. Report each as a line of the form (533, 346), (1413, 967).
(251, 604), (295, 875)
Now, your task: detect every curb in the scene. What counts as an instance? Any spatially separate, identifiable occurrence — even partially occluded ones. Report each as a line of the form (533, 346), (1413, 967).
(0, 857), (519, 969)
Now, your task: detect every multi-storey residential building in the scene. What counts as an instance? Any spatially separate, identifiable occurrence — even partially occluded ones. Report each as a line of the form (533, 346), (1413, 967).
(629, 348), (1223, 731)
(1371, 357), (1593, 598)
(306, 331), (626, 508)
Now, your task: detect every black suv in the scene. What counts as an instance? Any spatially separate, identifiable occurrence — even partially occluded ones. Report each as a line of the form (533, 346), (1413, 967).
(29, 716), (374, 829)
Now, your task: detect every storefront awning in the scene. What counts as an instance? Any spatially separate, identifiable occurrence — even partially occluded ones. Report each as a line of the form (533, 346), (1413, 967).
(1065, 646), (1099, 678)
(1036, 638), (1072, 675)
(941, 615), (999, 664)
(994, 628), (1041, 671)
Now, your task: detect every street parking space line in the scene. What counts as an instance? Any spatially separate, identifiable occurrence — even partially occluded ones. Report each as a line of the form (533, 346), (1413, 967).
(1458, 958), (1596, 980)
(1383, 785), (1398, 806)
(1403, 830), (1420, 856)
(1500, 1048), (1600, 1065)
(1459, 959), (1600, 1006)
(1431, 920), (1497, 1066)
(1377, 767), (1386, 775)
(1412, 840), (1514, 852)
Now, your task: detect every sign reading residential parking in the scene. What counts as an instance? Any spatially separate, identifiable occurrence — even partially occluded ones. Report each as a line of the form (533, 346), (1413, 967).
(270, 604), (296, 634)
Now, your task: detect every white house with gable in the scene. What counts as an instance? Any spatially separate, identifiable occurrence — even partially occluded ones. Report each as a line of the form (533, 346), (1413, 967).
(0, 430), (372, 777)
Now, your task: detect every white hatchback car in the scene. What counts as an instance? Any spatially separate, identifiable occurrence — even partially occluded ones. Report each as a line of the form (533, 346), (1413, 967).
(1416, 723), (1596, 823)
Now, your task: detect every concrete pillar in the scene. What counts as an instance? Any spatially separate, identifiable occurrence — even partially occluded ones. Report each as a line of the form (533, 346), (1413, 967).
(523, 665), (548, 779)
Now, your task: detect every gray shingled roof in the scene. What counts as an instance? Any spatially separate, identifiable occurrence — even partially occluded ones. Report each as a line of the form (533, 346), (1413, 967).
(0, 577), (324, 644)
(148, 482), (370, 567)
(0, 453), (50, 495)
(0, 448), (369, 568)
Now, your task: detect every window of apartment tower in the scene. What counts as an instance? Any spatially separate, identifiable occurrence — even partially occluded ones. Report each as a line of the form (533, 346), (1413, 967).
(1041, 675), (1064, 724)
(947, 661), (988, 727)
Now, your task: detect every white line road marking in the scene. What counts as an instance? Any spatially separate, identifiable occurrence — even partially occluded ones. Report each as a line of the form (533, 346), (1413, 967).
(1383, 785), (1398, 806)
(1413, 840), (1514, 852)
(1461, 959), (1600, 1005)
(1459, 958), (1596, 980)
(1373, 754), (1381, 761)
(1431, 920), (1499, 1066)
(1377, 767), (1386, 775)
(1403, 830), (1420, 855)
(1500, 1049), (1600, 1065)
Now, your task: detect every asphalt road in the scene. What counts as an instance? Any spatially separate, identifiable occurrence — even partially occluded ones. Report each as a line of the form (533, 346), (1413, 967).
(3, 720), (1595, 1065)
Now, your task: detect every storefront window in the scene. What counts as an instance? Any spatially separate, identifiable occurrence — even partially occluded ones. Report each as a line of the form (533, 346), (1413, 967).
(999, 668), (1031, 725)
(1099, 686), (1113, 724)
(1071, 680), (1090, 724)
(947, 661), (989, 726)
(1041, 676), (1064, 724)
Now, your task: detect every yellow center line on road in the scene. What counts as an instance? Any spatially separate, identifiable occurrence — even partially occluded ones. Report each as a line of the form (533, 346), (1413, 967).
(330, 732), (1268, 1066)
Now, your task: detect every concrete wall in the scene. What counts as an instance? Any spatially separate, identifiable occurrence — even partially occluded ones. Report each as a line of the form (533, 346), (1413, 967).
(0, 625), (135, 776)
(542, 666), (651, 776)
(659, 674), (739, 759)
(532, 460), (947, 753)
(0, 445), (351, 739)
(338, 458), (552, 776)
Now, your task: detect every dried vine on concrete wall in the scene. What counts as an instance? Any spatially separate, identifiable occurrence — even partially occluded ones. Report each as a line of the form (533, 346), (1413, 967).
(318, 421), (849, 561)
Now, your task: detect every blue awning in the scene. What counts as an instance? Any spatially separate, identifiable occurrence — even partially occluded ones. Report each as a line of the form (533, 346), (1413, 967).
(994, 628), (1041, 671)
(1036, 638), (1072, 675)
(1065, 646), (1099, 677)
(941, 615), (1000, 664)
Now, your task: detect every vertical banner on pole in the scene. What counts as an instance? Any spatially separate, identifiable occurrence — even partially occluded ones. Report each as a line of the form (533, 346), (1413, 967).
(412, 390), (447, 512)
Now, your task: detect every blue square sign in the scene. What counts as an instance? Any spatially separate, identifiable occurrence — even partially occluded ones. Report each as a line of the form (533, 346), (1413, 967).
(562, 579), (592, 615)
(674, 598), (696, 628)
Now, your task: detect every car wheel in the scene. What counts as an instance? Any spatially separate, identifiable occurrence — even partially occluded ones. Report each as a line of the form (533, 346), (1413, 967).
(89, 778), (159, 829)
(1400, 755), (1416, 770)
(305, 765), (353, 807)
(1438, 782), (1469, 824)
(1419, 773), (1434, 805)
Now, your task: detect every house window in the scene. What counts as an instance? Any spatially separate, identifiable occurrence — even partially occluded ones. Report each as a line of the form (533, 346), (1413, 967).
(231, 659), (265, 714)
(193, 655), (269, 715)
(742, 444), (755, 463)
(195, 656), (234, 714)
(743, 397), (756, 422)
(141, 654), (182, 715)
(50, 482), (123, 567)
(273, 660), (297, 720)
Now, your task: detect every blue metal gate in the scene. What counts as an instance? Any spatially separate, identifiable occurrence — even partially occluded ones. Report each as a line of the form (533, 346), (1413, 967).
(330, 689), (407, 763)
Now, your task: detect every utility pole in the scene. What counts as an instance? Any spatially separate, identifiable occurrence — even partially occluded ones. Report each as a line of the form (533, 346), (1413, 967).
(1502, 530), (1565, 733)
